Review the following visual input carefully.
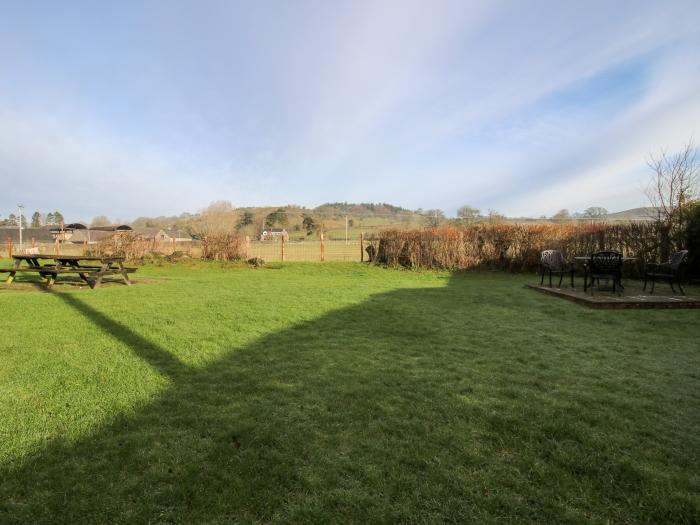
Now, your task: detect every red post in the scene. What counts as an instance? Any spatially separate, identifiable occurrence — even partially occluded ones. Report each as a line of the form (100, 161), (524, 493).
(7, 237), (12, 258)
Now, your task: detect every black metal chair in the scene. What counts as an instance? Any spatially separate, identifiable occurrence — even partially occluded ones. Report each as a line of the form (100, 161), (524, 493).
(539, 250), (574, 288)
(643, 250), (688, 295)
(584, 251), (623, 293)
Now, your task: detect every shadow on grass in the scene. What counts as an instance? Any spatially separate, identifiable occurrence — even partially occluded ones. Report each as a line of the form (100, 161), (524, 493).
(1, 273), (698, 523)
(54, 293), (188, 379)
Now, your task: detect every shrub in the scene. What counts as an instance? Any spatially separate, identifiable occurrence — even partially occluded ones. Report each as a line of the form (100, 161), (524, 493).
(88, 232), (150, 261)
(201, 232), (245, 261)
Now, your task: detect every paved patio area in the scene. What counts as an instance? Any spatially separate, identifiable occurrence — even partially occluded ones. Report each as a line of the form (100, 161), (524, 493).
(526, 280), (700, 309)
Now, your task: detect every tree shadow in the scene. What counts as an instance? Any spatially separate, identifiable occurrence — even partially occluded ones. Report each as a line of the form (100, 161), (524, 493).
(0, 272), (697, 524)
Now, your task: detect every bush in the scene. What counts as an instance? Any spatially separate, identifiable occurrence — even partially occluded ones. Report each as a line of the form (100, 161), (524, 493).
(88, 232), (151, 261)
(375, 223), (668, 274)
(201, 232), (245, 261)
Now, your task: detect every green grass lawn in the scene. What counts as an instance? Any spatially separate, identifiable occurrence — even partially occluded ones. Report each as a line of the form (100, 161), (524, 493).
(1, 263), (699, 524)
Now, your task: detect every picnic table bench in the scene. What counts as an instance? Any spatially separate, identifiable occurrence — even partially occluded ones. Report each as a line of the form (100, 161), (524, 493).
(1, 255), (136, 289)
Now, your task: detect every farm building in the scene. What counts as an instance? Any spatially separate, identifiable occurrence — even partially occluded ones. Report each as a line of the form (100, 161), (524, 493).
(260, 228), (289, 241)
(133, 228), (193, 242)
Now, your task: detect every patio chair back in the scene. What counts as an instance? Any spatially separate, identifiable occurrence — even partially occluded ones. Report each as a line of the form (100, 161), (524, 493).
(541, 250), (566, 271)
(669, 250), (689, 270)
(589, 251), (623, 273)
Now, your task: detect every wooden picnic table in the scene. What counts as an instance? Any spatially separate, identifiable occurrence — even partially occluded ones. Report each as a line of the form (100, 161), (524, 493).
(1, 254), (136, 289)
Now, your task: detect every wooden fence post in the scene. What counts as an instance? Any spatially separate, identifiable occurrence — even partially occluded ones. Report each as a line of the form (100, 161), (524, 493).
(7, 237), (12, 258)
(281, 236), (285, 262)
(172, 237), (176, 254)
(245, 236), (250, 260)
(360, 232), (364, 262)
(83, 240), (88, 255)
(32, 238), (36, 248)
(320, 232), (325, 262)
(55, 237), (60, 256)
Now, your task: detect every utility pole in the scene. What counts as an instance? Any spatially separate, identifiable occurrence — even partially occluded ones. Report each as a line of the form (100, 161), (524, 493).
(17, 204), (24, 250)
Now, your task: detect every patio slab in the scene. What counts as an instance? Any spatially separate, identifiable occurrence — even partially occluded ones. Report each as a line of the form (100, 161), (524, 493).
(525, 282), (700, 309)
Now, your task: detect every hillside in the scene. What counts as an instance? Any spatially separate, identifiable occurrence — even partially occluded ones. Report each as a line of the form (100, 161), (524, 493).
(606, 207), (658, 221)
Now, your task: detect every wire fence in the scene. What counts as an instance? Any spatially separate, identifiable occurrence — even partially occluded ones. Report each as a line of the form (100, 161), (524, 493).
(0, 238), (373, 263)
(0, 240), (200, 259)
(247, 239), (365, 262)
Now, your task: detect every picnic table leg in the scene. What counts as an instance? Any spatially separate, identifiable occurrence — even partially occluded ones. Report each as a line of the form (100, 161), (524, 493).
(5, 258), (21, 284)
(68, 261), (91, 283)
(91, 261), (111, 289)
(45, 261), (64, 288)
(118, 261), (131, 286)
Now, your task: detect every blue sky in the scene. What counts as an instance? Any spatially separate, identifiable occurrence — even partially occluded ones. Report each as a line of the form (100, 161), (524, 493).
(1, 0), (699, 221)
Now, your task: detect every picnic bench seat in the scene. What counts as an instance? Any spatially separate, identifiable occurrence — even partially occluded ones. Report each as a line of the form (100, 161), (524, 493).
(0, 267), (137, 274)
(1, 255), (137, 289)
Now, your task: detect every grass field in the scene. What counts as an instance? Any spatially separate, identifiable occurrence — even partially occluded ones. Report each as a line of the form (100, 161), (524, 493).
(1, 263), (699, 524)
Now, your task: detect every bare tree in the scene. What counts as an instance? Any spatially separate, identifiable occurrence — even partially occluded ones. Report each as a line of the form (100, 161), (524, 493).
(91, 215), (111, 227)
(194, 200), (236, 234)
(582, 207), (608, 221)
(457, 205), (480, 223)
(423, 209), (445, 227)
(646, 140), (699, 221)
(551, 209), (571, 222)
(487, 209), (505, 224)
(646, 139), (699, 256)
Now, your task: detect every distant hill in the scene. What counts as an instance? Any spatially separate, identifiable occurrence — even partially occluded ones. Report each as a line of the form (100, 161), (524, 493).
(313, 202), (412, 218)
(606, 207), (658, 221)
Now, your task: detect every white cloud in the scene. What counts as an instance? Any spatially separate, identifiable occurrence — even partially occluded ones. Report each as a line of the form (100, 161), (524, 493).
(1, 1), (699, 218)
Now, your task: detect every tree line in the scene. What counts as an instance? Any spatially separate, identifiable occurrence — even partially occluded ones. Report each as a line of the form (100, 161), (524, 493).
(0, 211), (65, 228)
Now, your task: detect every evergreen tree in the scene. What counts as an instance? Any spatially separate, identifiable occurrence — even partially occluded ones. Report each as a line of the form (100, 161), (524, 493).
(53, 211), (65, 225)
(31, 211), (42, 228)
(46, 212), (55, 225)
(237, 211), (254, 230)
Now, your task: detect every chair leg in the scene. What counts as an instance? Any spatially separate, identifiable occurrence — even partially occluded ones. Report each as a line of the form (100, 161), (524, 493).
(677, 277), (685, 296)
(549, 271), (552, 288)
(540, 268), (545, 286)
(558, 273), (564, 287)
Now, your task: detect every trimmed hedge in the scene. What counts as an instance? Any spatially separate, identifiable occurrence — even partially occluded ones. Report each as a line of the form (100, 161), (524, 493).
(375, 223), (670, 274)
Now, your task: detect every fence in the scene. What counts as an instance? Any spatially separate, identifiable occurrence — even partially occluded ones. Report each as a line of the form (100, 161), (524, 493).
(0, 236), (372, 263)
(246, 239), (365, 262)
(0, 239), (201, 259)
